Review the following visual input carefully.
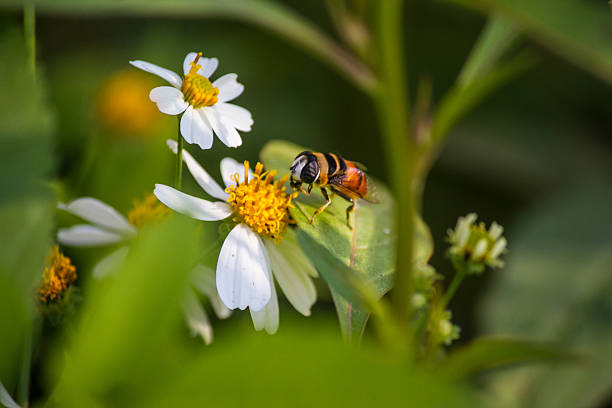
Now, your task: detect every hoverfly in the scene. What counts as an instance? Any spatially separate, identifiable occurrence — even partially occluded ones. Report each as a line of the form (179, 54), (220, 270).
(289, 151), (377, 229)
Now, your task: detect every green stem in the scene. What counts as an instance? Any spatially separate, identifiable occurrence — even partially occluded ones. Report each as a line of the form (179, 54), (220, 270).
(175, 119), (183, 190)
(17, 323), (32, 407)
(374, 0), (416, 322)
(23, 2), (35, 76)
(441, 266), (466, 309)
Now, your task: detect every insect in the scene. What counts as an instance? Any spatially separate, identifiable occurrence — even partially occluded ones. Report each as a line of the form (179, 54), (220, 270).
(289, 151), (377, 229)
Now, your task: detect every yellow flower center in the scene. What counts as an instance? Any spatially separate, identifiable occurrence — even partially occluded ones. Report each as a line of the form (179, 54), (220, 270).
(39, 246), (77, 303)
(128, 193), (171, 228)
(225, 161), (297, 242)
(181, 52), (219, 108)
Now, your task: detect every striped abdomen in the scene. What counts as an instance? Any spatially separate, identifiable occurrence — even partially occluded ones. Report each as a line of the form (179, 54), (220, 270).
(313, 152), (346, 186)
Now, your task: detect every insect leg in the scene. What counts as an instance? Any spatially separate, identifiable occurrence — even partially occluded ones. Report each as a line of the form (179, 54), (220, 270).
(290, 178), (312, 196)
(346, 199), (356, 230)
(308, 187), (332, 225)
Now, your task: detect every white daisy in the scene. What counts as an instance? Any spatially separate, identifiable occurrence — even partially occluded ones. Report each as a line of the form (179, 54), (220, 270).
(129, 51), (253, 149)
(154, 140), (318, 334)
(57, 194), (230, 344)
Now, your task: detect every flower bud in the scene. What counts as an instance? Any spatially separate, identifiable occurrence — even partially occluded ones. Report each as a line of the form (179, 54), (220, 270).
(447, 213), (508, 273)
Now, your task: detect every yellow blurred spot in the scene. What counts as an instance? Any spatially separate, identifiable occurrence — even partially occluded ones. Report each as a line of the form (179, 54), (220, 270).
(39, 246), (76, 303)
(97, 70), (159, 136)
(128, 193), (171, 228)
(226, 161), (297, 242)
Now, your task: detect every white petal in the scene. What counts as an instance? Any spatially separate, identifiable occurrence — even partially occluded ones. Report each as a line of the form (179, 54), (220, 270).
(92, 246), (129, 279)
(129, 60), (182, 88)
(250, 268), (279, 334)
(282, 229), (318, 278)
(182, 289), (213, 345)
(180, 106), (213, 149)
(0, 380), (20, 408)
(149, 86), (188, 115)
(213, 73), (244, 102)
(191, 264), (232, 319)
(202, 107), (242, 148)
(57, 225), (124, 247)
(58, 198), (135, 234)
(216, 223), (271, 311)
(215, 102), (253, 132)
(183, 52), (219, 78)
(220, 157), (253, 188)
(166, 139), (228, 201)
(200, 58), (219, 78)
(265, 239), (316, 316)
(153, 184), (232, 221)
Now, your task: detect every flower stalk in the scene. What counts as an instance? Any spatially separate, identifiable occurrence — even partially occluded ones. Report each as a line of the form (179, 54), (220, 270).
(19, 5), (36, 405)
(374, 0), (416, 325)
(441, 264), (466, 309)
(175, 117), (183, 190)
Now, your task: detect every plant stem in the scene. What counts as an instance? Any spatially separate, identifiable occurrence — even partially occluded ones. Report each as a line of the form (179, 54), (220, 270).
(441, 266), (466, 309)
(175, 119), (183, 190)
(17, 323), (32, 407)
(374, 0), (416, 322)
(18, 6), (36, 406)
(23, 2), (35, 76)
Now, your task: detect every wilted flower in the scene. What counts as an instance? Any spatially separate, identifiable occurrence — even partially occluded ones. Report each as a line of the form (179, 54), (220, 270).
(153, 140), (318, 334)
(447, 213), (507, 273)
(130, 51), (253, 149)
(57, 194), (228, 344)
(38, 246), (80, 325)
(39, 245), (77, 304)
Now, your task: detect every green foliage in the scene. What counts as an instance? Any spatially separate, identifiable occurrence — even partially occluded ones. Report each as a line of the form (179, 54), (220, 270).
(448, 0), (612, 85)
(260, 140), (433, 342)
(479, 185), (612, 407)
(0, 26), (55, 390)
(47, 217), (200, 406)
(457, 14), (519, 87)
(439, 337), (579, 381)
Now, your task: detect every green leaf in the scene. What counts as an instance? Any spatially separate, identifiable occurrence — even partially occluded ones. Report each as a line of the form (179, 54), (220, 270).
(142, 320), (480, 408)
(260, 140), (432, 342)
(457, 14), (519, 87)
(438, 337), (579, 381)
(0, 27), (55, 386)
(432, 50), (537, 146)
(447, 0), (612, 86)
(47, 217), (202, 406)
(479, 184), (612, 408)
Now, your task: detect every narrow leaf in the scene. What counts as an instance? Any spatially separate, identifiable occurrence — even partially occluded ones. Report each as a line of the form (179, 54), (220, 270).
(457, 14), (519, 87)
(439, 337), (579, 381)
(447, 0), (612, 85)
(432, 50), (537, 145)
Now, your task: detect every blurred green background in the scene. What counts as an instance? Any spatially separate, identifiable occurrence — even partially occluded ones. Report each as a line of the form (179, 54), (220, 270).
(0, 0), (611, 406)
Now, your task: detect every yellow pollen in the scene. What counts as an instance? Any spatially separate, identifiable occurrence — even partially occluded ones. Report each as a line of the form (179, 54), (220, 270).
(225, 161), (297, 242)
(128, 193), (171, 228)
(181, 52), (219, 108)
(39, 246), (77, 304)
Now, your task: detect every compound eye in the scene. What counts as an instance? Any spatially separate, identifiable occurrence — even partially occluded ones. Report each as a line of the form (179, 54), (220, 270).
(301, 161), (319, 184)
(290, 156), (308, 180)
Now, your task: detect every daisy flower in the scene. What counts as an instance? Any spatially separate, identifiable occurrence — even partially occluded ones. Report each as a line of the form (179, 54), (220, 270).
(154, 140), (318, 334)
(57, 194), (230, 344)
(129, 51), (253, 149)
